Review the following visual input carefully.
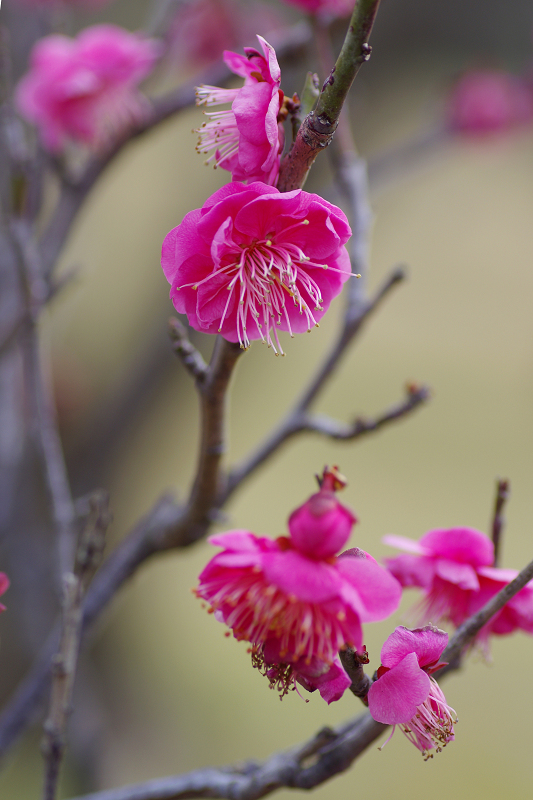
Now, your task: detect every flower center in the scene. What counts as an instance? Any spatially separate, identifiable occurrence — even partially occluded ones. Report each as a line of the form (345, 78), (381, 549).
(178, 220), (337, 354)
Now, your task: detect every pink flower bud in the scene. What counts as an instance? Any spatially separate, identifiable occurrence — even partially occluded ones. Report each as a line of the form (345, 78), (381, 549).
(288, 466), (357, 558)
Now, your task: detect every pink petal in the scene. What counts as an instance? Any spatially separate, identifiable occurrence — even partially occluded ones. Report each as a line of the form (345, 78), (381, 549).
(367, 653), (431, 724)
(380, 625), (448, 670)
(434, 558), (480, 590)
(336, 556), (402, 622)
(385, 553), (436, 589)
(420, 527), (494, 567)
(382, 534), (426, 555)
(261, 549), (341, 603)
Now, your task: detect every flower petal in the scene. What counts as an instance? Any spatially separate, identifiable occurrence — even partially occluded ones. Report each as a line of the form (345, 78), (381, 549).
(367, 653), (431, 724)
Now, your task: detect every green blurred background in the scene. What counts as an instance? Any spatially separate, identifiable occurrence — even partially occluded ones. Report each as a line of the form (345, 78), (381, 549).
(1, 0), (533, 798)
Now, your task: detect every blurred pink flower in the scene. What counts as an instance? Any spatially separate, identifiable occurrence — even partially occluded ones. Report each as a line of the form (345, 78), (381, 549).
(15, 25), (160, 152)
(196, 468), (401, 700)
(0, 573), (10, 613)
(161, 181), (353, 353)
(280, 0), (354, 18)
(367, 626), (456, 758)
(167, 0), (283, 71)
(448, 69), (533, 135)
(195, 35), (285, 185)
(384, 527), (533, 648)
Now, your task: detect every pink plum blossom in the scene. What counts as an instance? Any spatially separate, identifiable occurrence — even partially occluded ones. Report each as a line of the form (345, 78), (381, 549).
(367, 625), (456, 758)
(196, 467), (401, 701)
(0, 573), (10, 613)
(195, 35), (285, 185)
(384, 527), (533, 648)
(280, 0), (355, 18)
(161, 181), (353, 354)
(448, 69), (533, 135)
(15, 25), (160, 152)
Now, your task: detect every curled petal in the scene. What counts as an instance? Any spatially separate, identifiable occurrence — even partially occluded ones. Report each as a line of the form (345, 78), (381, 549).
(380, 625), (448, 671)
(368, 653), (431, 725)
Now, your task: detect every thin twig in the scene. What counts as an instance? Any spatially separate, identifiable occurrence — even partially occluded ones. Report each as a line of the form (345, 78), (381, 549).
(168, 317), (208, 383)
(301, 384), (430, 440)
(8, 218), (78, 578)
(64, 552), (533, 800)
(41, 492), (110, 800)
(491, 478), (510, 568)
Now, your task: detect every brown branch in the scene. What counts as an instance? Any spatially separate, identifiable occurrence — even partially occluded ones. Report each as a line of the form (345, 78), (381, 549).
(491, 478), (510, 568)
(277, 0), (381, 191)
(301, 384), (430, 440)
(41, 492), (110, 800)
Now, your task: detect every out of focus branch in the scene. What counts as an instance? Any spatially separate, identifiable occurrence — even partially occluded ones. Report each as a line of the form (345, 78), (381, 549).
(8, 218), (77, 577)
(168, 317), (208, 383)
(491, 478), (509, 568)
(41, 492), (110, 800)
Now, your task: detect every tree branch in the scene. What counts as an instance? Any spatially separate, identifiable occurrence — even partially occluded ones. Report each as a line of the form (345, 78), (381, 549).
(277, 0), (381, 191)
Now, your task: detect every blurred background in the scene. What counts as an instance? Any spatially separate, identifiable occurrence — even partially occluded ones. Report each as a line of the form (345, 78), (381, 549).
(1, 0), (533, 798)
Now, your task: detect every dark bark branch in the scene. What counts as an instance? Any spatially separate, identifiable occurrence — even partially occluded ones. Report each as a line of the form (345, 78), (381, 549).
(491, 478), (509, 568)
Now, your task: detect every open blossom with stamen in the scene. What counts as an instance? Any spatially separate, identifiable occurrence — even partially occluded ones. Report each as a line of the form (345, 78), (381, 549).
(195, 35), (285, 184)
(161, 182), (352, 354)
(367, 626), (457, 759)
(0, 573), (10, 613)
(15, 25), (160, 152)
(195, 467), (402, 701)
(384, 527), (533, 650)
